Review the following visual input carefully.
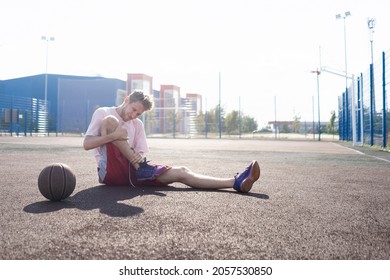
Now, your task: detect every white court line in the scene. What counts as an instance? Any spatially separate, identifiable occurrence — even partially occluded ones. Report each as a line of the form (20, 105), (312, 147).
(331, 142), (390, 164)
(331, 142), (365, 155)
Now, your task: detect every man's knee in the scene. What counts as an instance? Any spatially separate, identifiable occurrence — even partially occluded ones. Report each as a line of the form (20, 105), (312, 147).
(176, 166), (191, 180)
(101, 115), (119, 135)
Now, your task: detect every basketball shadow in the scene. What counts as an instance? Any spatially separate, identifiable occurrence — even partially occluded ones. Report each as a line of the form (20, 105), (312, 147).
(23, 185), (163, 217)
(23, 185), (269, 217)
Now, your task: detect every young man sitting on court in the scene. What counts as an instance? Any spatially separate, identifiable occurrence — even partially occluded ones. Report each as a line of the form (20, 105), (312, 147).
(83, 90), (260, 192)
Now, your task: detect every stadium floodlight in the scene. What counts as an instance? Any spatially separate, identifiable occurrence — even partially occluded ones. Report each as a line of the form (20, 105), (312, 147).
(367, 17), (376, 146)
(367, 18), (376, 65)
(367, 17), (375, 29)
(311, 69), (321, 141)
(41, 35), (55, 135)
(336, 11), (360, 146)
(336, 11), (351, 94)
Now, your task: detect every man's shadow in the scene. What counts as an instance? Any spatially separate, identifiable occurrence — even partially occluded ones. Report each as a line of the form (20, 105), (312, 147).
(24, 185), (269, 218)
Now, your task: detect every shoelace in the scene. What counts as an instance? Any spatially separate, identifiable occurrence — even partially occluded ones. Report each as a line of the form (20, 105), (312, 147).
(235, 165), (250, 180)
(139, 158), (151, 166)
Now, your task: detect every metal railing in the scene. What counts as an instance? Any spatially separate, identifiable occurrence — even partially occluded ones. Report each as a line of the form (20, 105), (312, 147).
(338, 50), (389, 150)
(0, 94), (48, 136)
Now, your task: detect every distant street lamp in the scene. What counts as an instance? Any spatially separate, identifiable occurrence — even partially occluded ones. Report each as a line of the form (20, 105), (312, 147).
(367, 18), (376, 146)
(336, 11), (351, 98)
(41, 35), (55, 135)
(218, 72), (222, 139)
(367, 18), (376, 66)
(311, 69), (321, 141)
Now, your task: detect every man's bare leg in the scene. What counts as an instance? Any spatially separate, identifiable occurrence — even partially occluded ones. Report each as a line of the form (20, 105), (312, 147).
(158, 160), (260, 192)
(158, 166), (235, 189)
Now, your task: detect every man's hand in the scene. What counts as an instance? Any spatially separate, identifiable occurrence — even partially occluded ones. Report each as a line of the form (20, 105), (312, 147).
(129, 148), (143, 168)
(112, 123), (142, 168)
(112, 122), (128, 141)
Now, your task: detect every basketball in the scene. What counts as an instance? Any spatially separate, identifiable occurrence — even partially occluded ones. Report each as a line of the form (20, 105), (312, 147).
(38, 163), (76, 201)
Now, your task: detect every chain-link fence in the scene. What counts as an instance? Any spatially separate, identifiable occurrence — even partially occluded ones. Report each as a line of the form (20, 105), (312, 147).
(339, 50), (389, 150)
(0, 94), (49, 136)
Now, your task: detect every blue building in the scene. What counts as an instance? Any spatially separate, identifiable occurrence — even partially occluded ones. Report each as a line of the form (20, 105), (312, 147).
(0, 74), (126, 134)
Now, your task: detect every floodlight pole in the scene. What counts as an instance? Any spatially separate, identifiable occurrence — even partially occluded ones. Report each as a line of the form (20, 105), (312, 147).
(311, 69), (321, 141)
(336, 11), (351, 108)
(312, 96), (315, 140)
(367, 18), (375, 67)
(367, 18), (376, 146)
(205, 97), (208, 138)
(41, 36), (55, 136)
(218, 72), (222, 139)
(238, 96), (242, 139)
(274, 95), (277, 140)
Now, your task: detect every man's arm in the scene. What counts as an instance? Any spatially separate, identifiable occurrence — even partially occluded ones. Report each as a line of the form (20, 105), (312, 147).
(83, 120), (142, 169)
(83, 134), (116, 150)
(83, 121), (127, 151)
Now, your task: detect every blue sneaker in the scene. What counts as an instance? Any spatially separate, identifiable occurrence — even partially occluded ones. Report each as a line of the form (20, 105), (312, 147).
(233, 160), (260, 193)
(135, 158), (168, 181)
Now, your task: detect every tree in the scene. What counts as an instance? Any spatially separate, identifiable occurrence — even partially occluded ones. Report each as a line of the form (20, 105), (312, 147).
(292, 114), (301, 133)
(225, 110), (240, 134)
(241, 115), (258, 133)
(328, 110), (337, 137)
(195, 105), (225, 134)
(195, 106), (257, 135)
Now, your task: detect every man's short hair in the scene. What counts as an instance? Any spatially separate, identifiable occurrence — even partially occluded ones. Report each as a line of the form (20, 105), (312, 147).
(129, 90), (153, 111)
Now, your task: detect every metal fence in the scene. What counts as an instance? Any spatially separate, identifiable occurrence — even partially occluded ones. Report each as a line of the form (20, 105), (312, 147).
(0, 94), (49, 136)
(338, 50), (389, 150)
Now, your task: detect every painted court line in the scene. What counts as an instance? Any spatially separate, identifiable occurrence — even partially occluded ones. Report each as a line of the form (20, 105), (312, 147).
(332, 142), (390, 164)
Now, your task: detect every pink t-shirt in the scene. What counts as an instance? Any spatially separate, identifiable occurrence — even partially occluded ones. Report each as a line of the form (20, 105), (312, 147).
(85, 106), (149, 165)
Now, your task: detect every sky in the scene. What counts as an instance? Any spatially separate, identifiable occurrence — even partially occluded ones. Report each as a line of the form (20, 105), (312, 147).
(1, 0), (389, 127)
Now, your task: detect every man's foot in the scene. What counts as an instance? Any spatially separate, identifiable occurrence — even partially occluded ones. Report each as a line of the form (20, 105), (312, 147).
(135, 158), (167, 181)
(233, 160), (260, 193)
